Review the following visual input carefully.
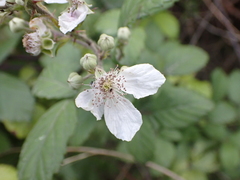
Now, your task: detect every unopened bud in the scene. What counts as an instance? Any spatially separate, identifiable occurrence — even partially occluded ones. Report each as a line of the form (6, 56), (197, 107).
(80, 53), (97, 71)
(9, 17), (26, 33)
(117, 27), (131, 41)
(22, 32), (42, 56)
(15, 0), (24, 5)
(41, 38), (55, 50)
(67, 72), (83, 89)
(97, 34), (115, 51)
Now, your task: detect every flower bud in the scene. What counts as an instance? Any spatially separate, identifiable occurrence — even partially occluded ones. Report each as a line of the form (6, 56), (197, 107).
(117, 27), (131, 41)
(67, 72), (83, 89)
(80, 53), (97, 71)
(15, 0), (24, 5)
(9, 17), (26, 33)
(41, 38), (55, 50)
(22, 32), (42, 56)
(97, 34), (115, 51)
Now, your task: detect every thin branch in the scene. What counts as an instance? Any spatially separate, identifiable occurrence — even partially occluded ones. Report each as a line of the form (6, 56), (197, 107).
(62, 153), (94, 166)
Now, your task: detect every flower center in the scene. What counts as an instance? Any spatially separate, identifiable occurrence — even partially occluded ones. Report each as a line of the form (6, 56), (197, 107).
(102, 81), (112, 92)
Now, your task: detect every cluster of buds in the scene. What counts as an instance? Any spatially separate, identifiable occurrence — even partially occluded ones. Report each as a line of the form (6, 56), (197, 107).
(21, 17), (55, 56)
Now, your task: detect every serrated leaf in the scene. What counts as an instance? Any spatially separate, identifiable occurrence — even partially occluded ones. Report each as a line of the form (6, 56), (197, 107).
(153, 138), (176, 167)
(153, 85), (214, 128)
(211, 68), (228, 101)
(32, 63), (77, 99)
(161, 45), (209, 75)
(208, 101), (237, 124)
(118, 0), (177, 26)
(0, 72), (35, 121)
(68, 108), (97, 146)
(95, 9), (120, 36)
(18, 100), (77, 180)
(0, 27), (22, 64)
(119, 119), (155, 163)
(220, 142), (240, 170)
(228, 70), (240, 104)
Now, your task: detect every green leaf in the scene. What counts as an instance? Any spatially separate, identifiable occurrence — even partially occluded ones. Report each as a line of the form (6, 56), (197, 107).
(68, 108), (97, 146)
(153, 85), (214, 128)
(32, 63), (77, 99)
(220, 142), (240, 170)
(119, 119), (155, 163)
(153, 138), (176, 167)
(0, 131), (11, 153)
(0, 27), (22, 64)
(118, 0), (177, 26)
(0, 164), (18, 180)
(18, 100), (77, 180)
(211, 68), (228, 101)
(228, 70), (240, 104)
(160, 128), (182, 141)
(154, 11), (180, 39)
(203, 123), (228, 141)
(161, 45), (209, 75)
(208, 101), (237, 124)
(95, 9), (120, 36)
(181, 170), (207, 180)
(0, 72), (35, 121)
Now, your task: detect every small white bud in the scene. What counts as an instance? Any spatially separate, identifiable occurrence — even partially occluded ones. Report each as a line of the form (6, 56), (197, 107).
(67, 72), (83, 89)
(80, 53), (97, 71)
(97, 34), (115, 51)
(9, 17), (26, 33)
(22, 32), (42, 56)
(117, 27), (131, 41)
(15, 0), (24, 5)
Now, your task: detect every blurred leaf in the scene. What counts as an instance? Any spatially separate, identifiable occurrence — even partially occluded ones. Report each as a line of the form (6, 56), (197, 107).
(32, 63), (77, 99)
(118, 0), (177, 26)
(160, 128), (182, 141)
(228, 70), (240, 104)
(220, 142), (240, 170)
(181, 170), (207, 180)
(154, 11), (180, 39)
(230, 130), (240, 149)
(153, 85), (214, 128)
(191, 140), (215, 159)
(95, 9), (120, 36)
(120, 27), (146, 65)
(153, 138), (175, 167)
(0, 164), (18, 180)
(203, 123), (228, 141)
(119, 119), (155, 163)
(18, 100), (77, 180)
(0, 72), (35, 121)
(172, 143), (189, 173)
(0, 131), (11, 153)
(208, 101), (237, 124)
(161, 45), (209, 75)
(3, 104), (46, 139)
(192, 151), (218, 173)
(0, 27), (22, 64)
(211, 68), (228, 102)
(68, 108), (97, 146)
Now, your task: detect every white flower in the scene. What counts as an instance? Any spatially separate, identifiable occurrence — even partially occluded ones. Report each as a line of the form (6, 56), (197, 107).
(44, 0), (67, 3)
(0, 0), (6, 6)
(29, 17), (50, 37)
(58, 0), (93, 34)
(22, 32), (42, 56)
(75, 64), (166, 141)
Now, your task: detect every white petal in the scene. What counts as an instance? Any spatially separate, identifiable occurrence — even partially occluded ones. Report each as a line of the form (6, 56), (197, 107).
(75, 89), (104, 120)
(58, 4), (89, 34)
(44, 0), (67, 3)
(104, 94), (142, 141)
(119, 64), (166, 99)
(0, 0), (6, 6)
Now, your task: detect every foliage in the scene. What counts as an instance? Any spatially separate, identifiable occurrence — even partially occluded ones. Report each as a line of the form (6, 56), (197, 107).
(0, 0), (240, 180)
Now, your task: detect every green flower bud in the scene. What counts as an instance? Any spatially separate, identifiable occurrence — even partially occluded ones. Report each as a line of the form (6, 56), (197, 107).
(41, 38), (55, 50)
(80, 53), (97, 71)
(97, 34), (115, 51)
(67, 72), (83, 89)
(117, 27), (131, 41)
(9, 17), (26, 33)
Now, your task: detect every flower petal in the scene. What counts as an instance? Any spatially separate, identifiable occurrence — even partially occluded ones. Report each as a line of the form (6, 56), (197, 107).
(44, 0), (67, 3)
(119, 63), (166, 99)
(104, 94), (142, 141)
(75, 89), (104, 120)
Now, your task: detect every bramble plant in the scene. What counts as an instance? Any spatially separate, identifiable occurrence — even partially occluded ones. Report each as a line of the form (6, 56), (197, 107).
(1, 0), (240, 180)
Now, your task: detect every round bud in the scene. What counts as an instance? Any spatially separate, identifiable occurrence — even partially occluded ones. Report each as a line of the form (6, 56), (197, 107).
(15, 0), (24, 5)
(9, 17), (26, 33)
(67, 72), (83, 89)
(80, 53), (97, 71)
(97, 34), (115, 51)
(117, 27), (131, 41)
